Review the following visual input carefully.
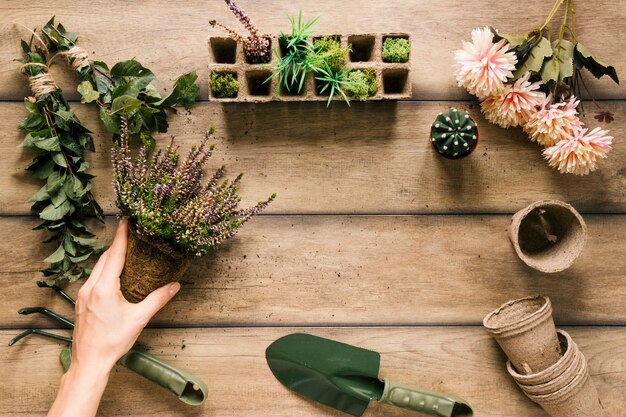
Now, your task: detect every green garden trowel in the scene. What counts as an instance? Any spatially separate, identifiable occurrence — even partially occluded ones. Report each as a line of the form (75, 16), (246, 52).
(266, 333), (473, 417)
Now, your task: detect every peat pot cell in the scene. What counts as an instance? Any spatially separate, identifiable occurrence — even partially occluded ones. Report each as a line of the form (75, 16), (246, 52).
(348, 35), (375, 62)
(210, 37), (237, 64)
(245, 36), (272, 64)
(382, 69), (409, 95)
(246, 71), (272, 96)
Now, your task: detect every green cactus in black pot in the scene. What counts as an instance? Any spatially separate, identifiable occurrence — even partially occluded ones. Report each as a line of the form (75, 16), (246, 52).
(430, 108), (479, 159)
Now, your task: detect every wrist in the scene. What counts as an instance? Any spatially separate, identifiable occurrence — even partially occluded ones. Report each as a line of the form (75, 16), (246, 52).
(63, 361), (111, 391)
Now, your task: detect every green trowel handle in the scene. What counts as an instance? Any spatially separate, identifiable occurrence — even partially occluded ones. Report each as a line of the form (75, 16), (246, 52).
(117, 348), (208, 406)
(380, 379), (473, 417)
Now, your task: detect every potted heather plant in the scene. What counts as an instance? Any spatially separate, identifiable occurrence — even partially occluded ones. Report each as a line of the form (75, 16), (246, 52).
(112, 119), (275, 302)
(209, 0), (271, 64)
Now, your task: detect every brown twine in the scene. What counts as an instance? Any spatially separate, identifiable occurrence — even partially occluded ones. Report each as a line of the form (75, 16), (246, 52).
(27, 70), (58, 97)
(63, 46), (91, 70)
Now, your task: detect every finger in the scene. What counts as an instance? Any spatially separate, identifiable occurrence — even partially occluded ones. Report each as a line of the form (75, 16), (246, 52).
(78, 250), (109, 295)
(99, 219), (129, 285)
(136, 282), (180, 322)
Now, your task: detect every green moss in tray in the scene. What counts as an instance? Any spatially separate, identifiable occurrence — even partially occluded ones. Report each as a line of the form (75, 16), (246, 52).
(210, 72), (239, 98)
(382, 37), (410, 63)
(346, 68), (378, 101)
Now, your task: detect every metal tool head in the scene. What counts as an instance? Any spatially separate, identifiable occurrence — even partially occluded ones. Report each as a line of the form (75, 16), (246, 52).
(266, 333), (383, 416)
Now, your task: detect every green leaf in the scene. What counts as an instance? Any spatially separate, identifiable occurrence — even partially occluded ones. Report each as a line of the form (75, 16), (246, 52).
(19, 113), (45, 131)
(69, 251), (93, 263)
(514, 37), (553, 78)
(46, 171), (66, 191)
(29, 185), (50, 202)
(111, 95), (143, 115)
(63, 236), (77, 256)
(60, 345), (72, 372)
(160, 71), (199, 107)
(43, 244), (66, 263)
(541, 39), (575, 84)
(30, 159), (55, 179)
(40, 199), (70, 221)
(99, 106), (120, 134)
(72, 236), (96, 245)
(34, 136), (61, 152)
(77, 81), (99, 103)
(51, 152), (68, 167)
(51, 189), (68, 207)
(498, 33), (528, 48)
(574, 43), (619, 84)
(110, 60), (154, 78)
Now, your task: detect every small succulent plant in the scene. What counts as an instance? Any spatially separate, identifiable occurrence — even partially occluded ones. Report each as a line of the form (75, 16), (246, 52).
(430, 108), (479, 159)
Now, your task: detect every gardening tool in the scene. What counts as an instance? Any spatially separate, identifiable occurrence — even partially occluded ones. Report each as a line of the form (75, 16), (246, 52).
(265, 333), (473, 417)
(8, 282), (208, 406)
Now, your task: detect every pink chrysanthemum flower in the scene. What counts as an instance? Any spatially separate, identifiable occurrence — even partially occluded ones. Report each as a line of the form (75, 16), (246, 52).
(524, 95), (582, 147)
(480, 73), (546, 128)
(543, 127), (613, 175)
(453, 27), (518, 98)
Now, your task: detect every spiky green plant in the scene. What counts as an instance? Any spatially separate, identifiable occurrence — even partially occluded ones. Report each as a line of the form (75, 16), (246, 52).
(266, 9), (319, 94)
(315, 64), (354, 106)
(430, 108), (478, 158)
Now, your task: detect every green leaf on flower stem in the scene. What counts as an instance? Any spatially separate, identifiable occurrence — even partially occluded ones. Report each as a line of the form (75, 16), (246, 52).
(514, 37), (553, 78)
(30, 159), (55, 180)
(77, 81), (99, 103)
(574, 43), (619, 84)
(46, 171), (65, 192)
(111, 95), (143, 115)
(43, 244), (66, 263)
(111, 60), (154, 78)
(40, 199), (70, 221)
(60, 345), (72, 372)
(72, 236), (96, 245)
(19, 113), (45, 130)
(498, 33), (528, 48)
(541, 39), (575, 84)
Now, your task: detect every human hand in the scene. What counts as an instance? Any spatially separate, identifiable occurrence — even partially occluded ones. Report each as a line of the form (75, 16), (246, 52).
(48, 219), (180, 417)
(71, 218), (181, 373)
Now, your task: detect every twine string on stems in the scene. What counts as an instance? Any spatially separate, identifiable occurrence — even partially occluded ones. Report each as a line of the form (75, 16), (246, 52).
(63, 45), (91, 70)
(24, 66), (58, 97)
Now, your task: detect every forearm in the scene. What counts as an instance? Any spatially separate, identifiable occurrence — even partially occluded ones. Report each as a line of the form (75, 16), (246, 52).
(47, 363), (111, 417)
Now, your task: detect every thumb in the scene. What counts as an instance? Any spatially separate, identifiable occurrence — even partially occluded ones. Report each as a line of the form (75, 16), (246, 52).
(137, 282), (181, 320)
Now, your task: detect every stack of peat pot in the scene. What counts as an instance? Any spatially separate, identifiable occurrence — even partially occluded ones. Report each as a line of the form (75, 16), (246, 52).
(484, 296), (604, 417)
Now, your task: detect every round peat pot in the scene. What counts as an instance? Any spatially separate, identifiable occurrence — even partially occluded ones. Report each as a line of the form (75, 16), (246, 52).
(430, 108), (479, 159)
(515, 346), (585, 396)
(484, 295), (561, 374)
(509, 200), (587, 273)
(526, 363), (604, 417)
(507, 330), (578, 387)
(120, 228), (190, 303)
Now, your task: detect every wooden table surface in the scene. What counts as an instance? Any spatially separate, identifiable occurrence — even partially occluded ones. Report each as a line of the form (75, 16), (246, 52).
(1, 1), (625, 416)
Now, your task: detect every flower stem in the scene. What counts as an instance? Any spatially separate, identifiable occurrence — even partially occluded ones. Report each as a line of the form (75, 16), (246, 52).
(540, 0), (566, 32)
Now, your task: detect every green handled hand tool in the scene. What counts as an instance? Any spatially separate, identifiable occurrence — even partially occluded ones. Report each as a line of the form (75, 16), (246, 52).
(266, 333), (473, 417)
(9, 283), (208, 406)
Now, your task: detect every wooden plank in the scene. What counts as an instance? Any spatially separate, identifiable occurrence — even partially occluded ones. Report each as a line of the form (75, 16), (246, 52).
(3, 215), (626, 328)
(3, 101), (626, 215)
(0, 0), (624, 101)
(1, 327), (624, 416)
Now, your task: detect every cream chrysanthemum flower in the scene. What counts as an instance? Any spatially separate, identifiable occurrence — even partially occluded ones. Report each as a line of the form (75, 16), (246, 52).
(453, 27), (518, 98)
(480, 72), (546, 128)
(543, 127), (613, 175)
(524, 95), (582, 147)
